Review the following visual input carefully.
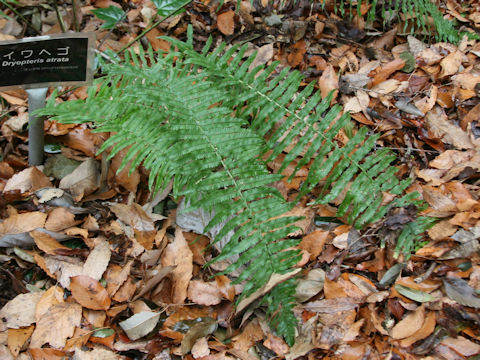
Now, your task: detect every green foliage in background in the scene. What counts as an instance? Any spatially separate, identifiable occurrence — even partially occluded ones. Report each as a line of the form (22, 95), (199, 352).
(90, 6), (125, 30)
(38, 26), (434, 344)
(304, 0), (471, 44)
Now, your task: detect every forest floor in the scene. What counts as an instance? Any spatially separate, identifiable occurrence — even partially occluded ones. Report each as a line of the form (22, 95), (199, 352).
(1, 0), (480, 359)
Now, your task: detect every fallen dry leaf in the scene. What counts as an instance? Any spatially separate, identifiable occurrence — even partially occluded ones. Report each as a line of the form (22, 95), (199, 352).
(439, 50), (463, 77)
(112, 277), (137, 302)
(45, 207), (78, 232)
(399, 310), (436, 347)
(30, 302), (82, 348)
(371, 58), (405, 86)
(191, 336), (210, 358)
(35, 286), (64, 322)
(231, 319), (264, 352)
(45, 255), (84, 289)
(70, 275), (111, 310)
(107, 147), (140, 194)
(82, 238), (111, 281)
(119, 311), (160, 341)
(31, 230), (69, 255)
(0, 212), (47, 237)
(59, 158), (100, 201)
(105, 261), (133, 296)
(217, 10), (235, 35)
(3, 166), (52, 194)
(7, 325), (34, 357)
(29, 348), (66, 359)
(0, 292), (44, 329)
(180, 317), (217, 355)
(426, 106), (476, 149)
(110, 202), (157, 250)
(264, 332), (289, 356)
(161, 227), (193, 304)
(390, 305), (425, 339)
(319, 64), (339, 103)
(441, 336), (480, 356)
(73, 346), (120, 360)
(188, 280), (223, 306)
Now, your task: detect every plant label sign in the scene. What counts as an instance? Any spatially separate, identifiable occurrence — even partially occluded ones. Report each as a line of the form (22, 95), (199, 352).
(0, 32), (95, 90)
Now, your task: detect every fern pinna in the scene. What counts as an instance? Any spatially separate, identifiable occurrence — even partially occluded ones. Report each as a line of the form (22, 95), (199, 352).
(39, 29), (427, 345)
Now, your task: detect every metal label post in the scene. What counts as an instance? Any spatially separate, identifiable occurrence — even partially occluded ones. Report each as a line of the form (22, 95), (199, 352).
(0, 33), (95, 165)
(26, 87), (48, 165)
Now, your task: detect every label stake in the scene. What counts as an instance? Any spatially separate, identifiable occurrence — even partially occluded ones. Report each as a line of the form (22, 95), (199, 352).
(26, 87), (48, 165)
(0, 33), (95, 165)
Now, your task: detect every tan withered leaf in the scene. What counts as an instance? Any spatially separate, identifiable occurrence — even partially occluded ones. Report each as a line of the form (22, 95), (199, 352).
(84, 309), (106, 328)
(30, 302), (82, 348)
(264, 332), (289, 356)
(31, 230), (69, 255)
(180, 317), (217, 355)
(400, 311), (436, 347)
(161, 227), (193, 304)
(299, 230), (329, 260)
(44, 255), (84, 289)
(0, 212), (47, 236)
(73, 346), (120, 360)
(217, 10), (235, 35)
(7, 325), (34, 357)
(440, 336), (480, 357)
(319, 64), (339, 103)
(45, 207), (78, 232)
(107, 147), (140, 194)
(70, 275), (111, 310)
(231, 319), (264, 352)
(61, 124), (105, 158)
(110, 202), (156, 250)
(191, 337), (210, 358)
(35, 286), (64, 322)
(444, 277), (480, 308)
(439, 50), (463, 77)
(133, 265), (174, 301)
(371, 58), (405, 86)
(82, 238), (111, 281)
(390, 305), (425, 339)
(29, 348), (66, 359)
(3, 166), (52, 193)
(426, 106), (476, 150)
(215, 275), (235, 302)
(59, 158), (100, 201)
(63, 327), (91, 351)
(187, 280), (223, 306)
(0, 291), (44, 328)
(112, 277), (137, 302)
(105, 261), (133, 296)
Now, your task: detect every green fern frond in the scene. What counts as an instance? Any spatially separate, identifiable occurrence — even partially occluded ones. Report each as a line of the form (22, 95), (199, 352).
(169, 37), (414, 228)
(261, 278), (298, 345)
(328, 0), (461, 44)
(394, 216), (437, 259)
(39, 32), (431, 343)
(40, 46), (304, 307)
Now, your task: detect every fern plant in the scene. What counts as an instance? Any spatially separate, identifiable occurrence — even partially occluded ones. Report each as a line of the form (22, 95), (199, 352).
(38, 27), (430, 345)
(321, 0), (469, 44)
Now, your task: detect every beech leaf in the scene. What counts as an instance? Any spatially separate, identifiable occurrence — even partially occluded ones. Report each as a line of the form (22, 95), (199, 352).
(70, 275), (111, 310)
(119, 311), (161, 341)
